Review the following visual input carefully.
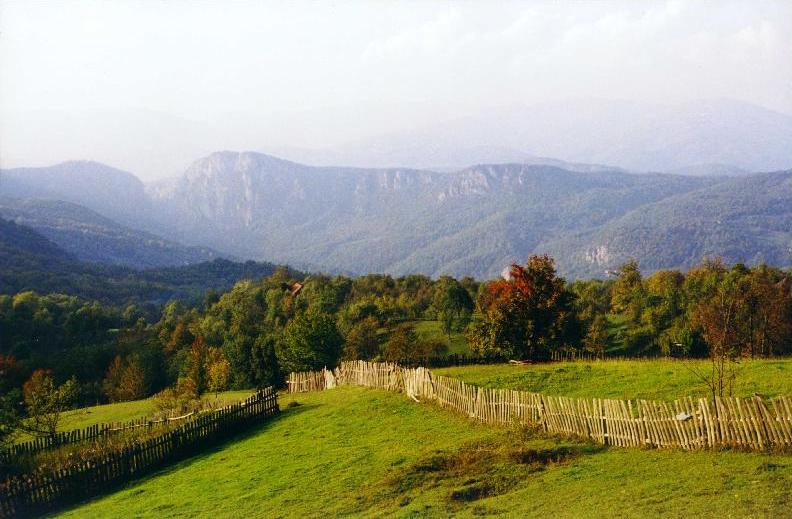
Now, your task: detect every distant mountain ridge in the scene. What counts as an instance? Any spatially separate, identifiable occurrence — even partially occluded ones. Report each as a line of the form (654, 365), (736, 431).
(1, 161), (151, 227)
(0, 198), (222, 269)
(148, 151), (783, 278)
(3, 152), (791, 279)
(0, 217), (286, 304)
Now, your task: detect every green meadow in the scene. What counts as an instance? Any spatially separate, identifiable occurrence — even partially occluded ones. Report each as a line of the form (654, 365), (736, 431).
(59, 385), (792, 518)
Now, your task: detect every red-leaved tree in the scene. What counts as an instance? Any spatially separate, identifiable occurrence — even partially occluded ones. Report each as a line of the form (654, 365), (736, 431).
(468, 255), (580, 360)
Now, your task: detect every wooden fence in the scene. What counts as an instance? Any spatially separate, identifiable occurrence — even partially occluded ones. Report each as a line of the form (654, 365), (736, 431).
(396, 353), (507, 368)
(289, 361), (792, 452)
(549, 351), (689, 363)
(0, 407), (217, 465)
(0, 388), (279, 518)
(550, 350), (606, 362)
(287, 369), (336, 393)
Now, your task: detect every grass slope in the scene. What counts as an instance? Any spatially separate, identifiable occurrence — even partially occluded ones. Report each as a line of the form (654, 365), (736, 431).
(60, 386), (791, 518)
(434, 359), (792, 400)
(411, 320), (470, 355)
(14, 391), (254, 444)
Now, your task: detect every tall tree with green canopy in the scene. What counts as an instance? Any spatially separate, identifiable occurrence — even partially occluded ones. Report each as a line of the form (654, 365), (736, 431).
(277, 308), (343, 374)
(610, 259), (645, 322)
(250, 334), (281, 388)
(342, 316), (380, 360)
(431, 276), (474, 339)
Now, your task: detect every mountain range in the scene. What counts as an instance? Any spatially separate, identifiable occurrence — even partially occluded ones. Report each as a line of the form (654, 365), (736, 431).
(2, 151), (791, 280)
(0, 197), (220, 269)
(0, 217), (283, 304)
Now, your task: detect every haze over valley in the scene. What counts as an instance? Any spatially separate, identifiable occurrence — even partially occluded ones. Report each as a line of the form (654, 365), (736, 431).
(2, 126), (791, 280)
(3, 0), (791, 282)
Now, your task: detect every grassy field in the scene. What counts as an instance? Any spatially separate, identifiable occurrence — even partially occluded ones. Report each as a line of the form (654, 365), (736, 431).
(59, 386), (792, 518)
(434, 359), (792, 400)
(411, 320), (470, 355)
(14, 390), (255, 444)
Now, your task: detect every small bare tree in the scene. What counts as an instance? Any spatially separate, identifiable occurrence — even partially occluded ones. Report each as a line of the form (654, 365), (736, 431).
(692, 278), (745, 403)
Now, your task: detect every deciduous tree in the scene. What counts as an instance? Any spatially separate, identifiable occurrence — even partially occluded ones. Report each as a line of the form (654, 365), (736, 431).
(206, 347), (232, 395)
(277, 308), (343, 374)
(468, 256), (579, 360)
(431, 276), (474, 339)
(342, 316), (380, 360)
(23, 370), (76, 438)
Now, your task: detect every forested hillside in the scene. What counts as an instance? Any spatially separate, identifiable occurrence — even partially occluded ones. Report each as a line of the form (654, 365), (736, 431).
(544, 171), (792, 276)
(2, 252), (790, 412)
(148, 152), (723, 277)
(0, 161), (151, 227)
(4, 155), (791, 278)
(151, 152), (792, 277)
(0, 198), (221, 269)
(0, 218), (284, 305)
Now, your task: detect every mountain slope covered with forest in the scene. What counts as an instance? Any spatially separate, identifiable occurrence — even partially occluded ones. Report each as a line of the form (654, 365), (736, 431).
(151, 152), (792, 277)
(0, 198), (221, 269)
(0, 218), (286, 305)
(4, 153), (791, 279)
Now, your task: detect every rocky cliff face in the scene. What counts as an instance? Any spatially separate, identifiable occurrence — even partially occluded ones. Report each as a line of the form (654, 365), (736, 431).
(152, 151), (443, 228)
(146, 152), (742, 278)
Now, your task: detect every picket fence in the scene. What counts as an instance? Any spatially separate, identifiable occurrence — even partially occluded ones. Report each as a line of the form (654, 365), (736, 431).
(0, 408), (214, 466)
(289, 361), (792, 452)
(550, 350), (606, 362)
(0, 388), (279, 518)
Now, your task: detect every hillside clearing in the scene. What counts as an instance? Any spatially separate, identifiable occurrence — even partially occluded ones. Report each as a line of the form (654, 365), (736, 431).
(60, 386), (792, 518)
(411, 319), (470, 355)
(13, 390), (255, 444)
(434, 359), (792, 401)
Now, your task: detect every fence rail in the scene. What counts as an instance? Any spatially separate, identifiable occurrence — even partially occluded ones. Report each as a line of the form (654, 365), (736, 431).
(0, 388), (279, 518)
(289, 361), (792, 453)
(0, 407), (218, 465)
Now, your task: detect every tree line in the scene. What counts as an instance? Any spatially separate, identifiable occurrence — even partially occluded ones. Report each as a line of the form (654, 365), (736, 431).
(1, 257), (790, 447)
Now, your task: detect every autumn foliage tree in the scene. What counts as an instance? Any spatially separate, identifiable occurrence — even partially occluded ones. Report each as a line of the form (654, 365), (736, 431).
(468, 255), (580, 360)
(103, 355), (148, 402)
(692, 267), (745, 400)
(691, 263), (792, 399)
(206, 347), (232, 395)
(738, 266), (791, 357)
(185, 336), (209, 393)
(23, 370), (76, 438)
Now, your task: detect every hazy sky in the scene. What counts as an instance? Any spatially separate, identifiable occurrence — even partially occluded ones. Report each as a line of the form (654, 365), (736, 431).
(1, 0), (791, 179)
